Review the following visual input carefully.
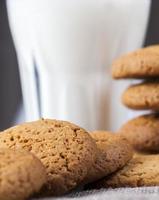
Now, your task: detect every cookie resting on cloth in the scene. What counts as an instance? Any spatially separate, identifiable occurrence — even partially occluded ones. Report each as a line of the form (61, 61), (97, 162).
(0, 119), (98, 196)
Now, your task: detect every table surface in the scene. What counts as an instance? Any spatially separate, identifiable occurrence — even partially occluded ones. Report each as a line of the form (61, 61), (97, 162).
(32, 187), (159, 200)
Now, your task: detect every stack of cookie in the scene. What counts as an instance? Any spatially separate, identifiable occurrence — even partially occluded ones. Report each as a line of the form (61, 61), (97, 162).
(2, 119), (159, 197)
(112, 45), (159, 153)
(84, 45), (159, 190)
(0, 119), (133, 199)
(86, 130), (159, 189)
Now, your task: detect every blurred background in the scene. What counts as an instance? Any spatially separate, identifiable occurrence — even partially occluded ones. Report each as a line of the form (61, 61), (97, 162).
(0, 0), (158, 130)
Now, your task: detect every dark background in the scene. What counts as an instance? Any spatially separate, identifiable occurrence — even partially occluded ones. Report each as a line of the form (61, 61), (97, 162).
(0, 0), (158, 130)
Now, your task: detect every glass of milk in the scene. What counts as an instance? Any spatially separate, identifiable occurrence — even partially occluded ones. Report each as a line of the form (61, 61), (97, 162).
(7, 0), (150, 131)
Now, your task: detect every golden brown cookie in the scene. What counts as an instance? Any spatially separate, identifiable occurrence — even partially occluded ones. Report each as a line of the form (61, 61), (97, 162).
(0, 119), (98, 196)
(92, 154), (159, 188)
(112, 45), (159, 79)
(84, 131), (133, 184)
(119, 113), (159, 152)
(0, 149), (46, 200)
(122, 81), (159, 110)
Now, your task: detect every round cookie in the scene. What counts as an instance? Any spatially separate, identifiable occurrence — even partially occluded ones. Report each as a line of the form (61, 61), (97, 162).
(92, 154), (159, 188)
(112, 45), (159, 79)
(0, 149), (46, 200)
(119, 113), (159, 152)
(0, 119), (97, 196)
(122, 81), (159, 110)
(84, 131), (133, 184)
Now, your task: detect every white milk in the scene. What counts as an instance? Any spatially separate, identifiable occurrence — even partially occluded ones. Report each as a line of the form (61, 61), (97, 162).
(7, 0), (150, 131)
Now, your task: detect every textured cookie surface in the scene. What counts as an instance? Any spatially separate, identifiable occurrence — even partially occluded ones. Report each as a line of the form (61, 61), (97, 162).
(93, 154), (159, 188)
(0, 119), (97, 196)
(112, 45), (159, 79)
(122, 82), (159, 110)
(120, 113), (159, 152)
(0, 149), (46, 200)
(85, 131), (133, 184)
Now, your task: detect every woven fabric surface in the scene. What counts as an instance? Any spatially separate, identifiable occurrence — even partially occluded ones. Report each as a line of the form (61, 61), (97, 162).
(32, 187), (159, 200)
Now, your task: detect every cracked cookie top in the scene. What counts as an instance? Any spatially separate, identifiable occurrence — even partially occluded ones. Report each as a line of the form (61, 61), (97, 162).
(92, 154), (159, 188)
(85, 131), (133, 184)
(0, 119), (98, 196)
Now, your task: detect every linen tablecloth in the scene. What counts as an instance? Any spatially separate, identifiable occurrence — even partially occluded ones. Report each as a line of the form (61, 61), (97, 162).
(32, 187), (159, 200)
